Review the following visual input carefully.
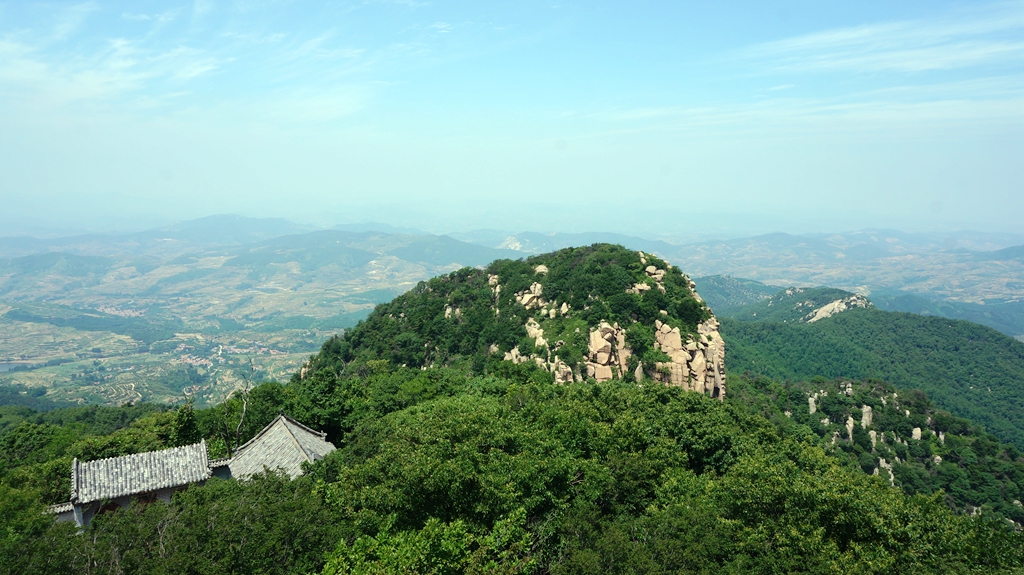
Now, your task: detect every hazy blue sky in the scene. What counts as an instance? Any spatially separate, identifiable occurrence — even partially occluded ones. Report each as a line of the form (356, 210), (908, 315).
(1, 1), (1022, 236)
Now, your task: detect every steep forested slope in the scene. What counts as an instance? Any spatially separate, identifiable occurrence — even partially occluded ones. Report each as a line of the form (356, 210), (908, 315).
(722, 310), (1024, 449)
(729, 375), (1024, 524)
(692, 274), (778, 312)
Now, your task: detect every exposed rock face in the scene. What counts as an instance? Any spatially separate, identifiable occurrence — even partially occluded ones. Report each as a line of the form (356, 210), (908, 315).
(648, 317), (726, 399)
(861, 405), (873, 428)
(804, 295), (871, 323)
(576, 310), (726, 401)
(515, 282), (546, 310)
(586, 321), (625, 383)
(877, 458), (895, 485)
(493, 250), (725, 399)
(503, 347), (527, 364)
(912, 427), (922, 441)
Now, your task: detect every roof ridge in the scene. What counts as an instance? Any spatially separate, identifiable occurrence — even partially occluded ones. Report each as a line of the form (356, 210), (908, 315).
(280, 419), (314, 463)
(279, 414), (328, 439)
(71, 458), (79, 502)
(47, 501), (74, 514)
(72, 439), (211, 505)
(76, 440), (207, 466)
(233, 414), (328, 458)
(232, 414), (286, 457)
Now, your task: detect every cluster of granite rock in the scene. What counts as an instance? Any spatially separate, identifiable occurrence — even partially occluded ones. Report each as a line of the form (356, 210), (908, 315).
(499, 267), (576, 383)
(501, 316), (575, 384)
(492, 256), (726, 399)
(805, 386), (946, 484)
(578, 317), (725, 398)
(803, 294), (871, 323)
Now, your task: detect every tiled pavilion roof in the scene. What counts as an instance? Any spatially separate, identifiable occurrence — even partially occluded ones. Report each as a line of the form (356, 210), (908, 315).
(71, 441), (211, 505)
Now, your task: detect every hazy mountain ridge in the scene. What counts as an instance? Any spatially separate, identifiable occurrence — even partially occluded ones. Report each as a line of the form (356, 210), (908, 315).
(698, 275), (1024, 339)
(0, 222), (521, 406)
(669, 233), (1024, 306)
(456, 227), (1024, 307)
(719, 286), (872, 324)
(2, 215), (1023, 408)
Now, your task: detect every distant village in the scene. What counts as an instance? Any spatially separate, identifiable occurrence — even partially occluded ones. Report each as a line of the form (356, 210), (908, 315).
(175, 342), (285, 369)
(96, 305), (146, 318)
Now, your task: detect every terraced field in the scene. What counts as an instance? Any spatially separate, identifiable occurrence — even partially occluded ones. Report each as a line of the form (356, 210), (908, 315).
(0, 220), (517, 406)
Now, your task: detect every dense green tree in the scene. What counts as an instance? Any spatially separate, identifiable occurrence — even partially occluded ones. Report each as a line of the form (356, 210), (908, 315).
(170, 398), (202, 447)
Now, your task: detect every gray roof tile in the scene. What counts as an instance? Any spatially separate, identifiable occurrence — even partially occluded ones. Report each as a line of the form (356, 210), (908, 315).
(228, 415), (335, 479)
(72, 440), (211, 504)
(47, 501), (74, 514)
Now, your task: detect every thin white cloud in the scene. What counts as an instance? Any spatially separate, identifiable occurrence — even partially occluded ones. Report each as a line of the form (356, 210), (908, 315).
(0, 34), (230, 106)
(52, 2), (99, 40)
(277, 33), (364, 63)
(122, 12), (176, 23)
(594, 76), (1024, 133)
(193, 0), (214, 16)
(746, 3), (1024, 73)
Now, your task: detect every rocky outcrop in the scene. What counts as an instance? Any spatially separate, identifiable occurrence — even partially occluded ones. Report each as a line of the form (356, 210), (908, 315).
(861, 405), (873, 428)
(493, 250), (724, 399)
(577, 314), (726, 400)
(876, 458), (895, 485)
(515, 282), (546, 310)
(648, 317), (726, 399)
(804, 295), (871, 323)
(585, 321), (629, 383)
(503, 316), (574, 384)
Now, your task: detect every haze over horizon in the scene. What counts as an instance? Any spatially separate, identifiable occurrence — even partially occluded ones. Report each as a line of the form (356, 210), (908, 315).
(1, 1), (1022, 236)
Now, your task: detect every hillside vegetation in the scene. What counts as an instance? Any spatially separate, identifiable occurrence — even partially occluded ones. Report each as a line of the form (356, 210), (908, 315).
(692, 274), (778, 313)
(323, 244), (709, 383)
(3, 368), (1022, 574)
(730, 375), (1024, 524)
(1, 245), (1023, 573)
(721, 309), (1024, 450)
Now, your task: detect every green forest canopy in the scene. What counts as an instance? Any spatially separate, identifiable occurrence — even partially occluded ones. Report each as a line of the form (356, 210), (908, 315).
(3, 244), (1024, 574)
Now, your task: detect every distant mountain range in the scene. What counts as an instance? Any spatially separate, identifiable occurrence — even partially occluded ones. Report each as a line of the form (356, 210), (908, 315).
(678, 279), (1024, 450)
(696, 275), (1024, 339)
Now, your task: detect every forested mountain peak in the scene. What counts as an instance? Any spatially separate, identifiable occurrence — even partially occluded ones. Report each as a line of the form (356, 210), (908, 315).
(299, 244), (727, 397)
(725, 285), (872, 323)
